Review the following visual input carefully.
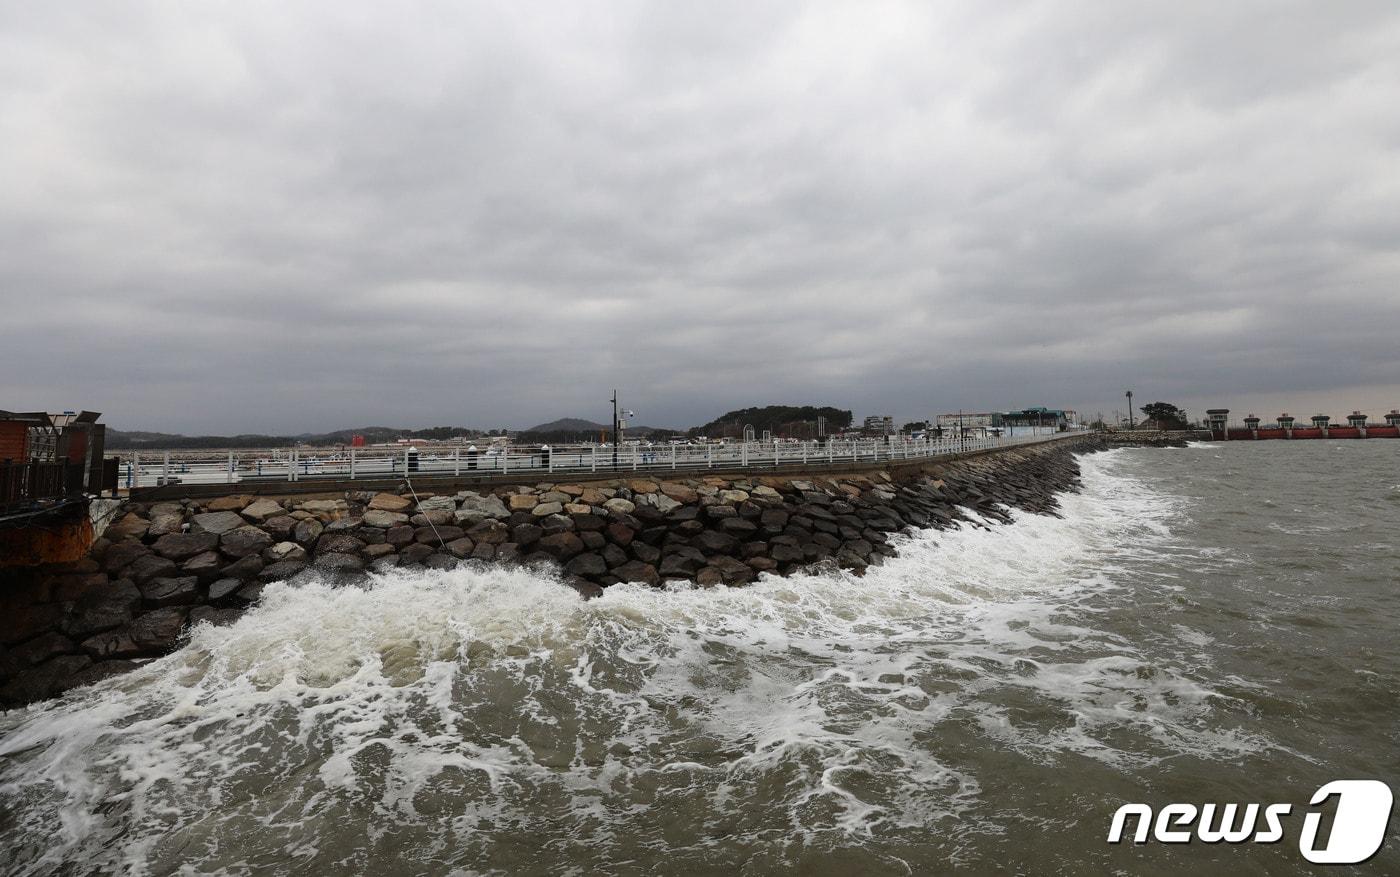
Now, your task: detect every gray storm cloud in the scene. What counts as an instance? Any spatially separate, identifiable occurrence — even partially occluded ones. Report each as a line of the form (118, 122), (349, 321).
(2, 1), (1398, 433)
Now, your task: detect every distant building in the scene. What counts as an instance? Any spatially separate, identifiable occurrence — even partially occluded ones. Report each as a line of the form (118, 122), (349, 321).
(935, 412), (1002, 430)
(1002, 407), (1069, 431)
(863, 415), (895, 435)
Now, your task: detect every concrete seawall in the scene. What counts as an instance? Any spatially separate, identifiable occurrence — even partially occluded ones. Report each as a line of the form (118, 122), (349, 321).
(2, 434), (1111, 706)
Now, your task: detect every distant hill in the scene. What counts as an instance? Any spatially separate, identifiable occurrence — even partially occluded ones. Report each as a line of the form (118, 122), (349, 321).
(521, 417), (674, 442)
(525, 418), (608, 433)
(106, 425), (483, 449)
(692, 405), (853, 439)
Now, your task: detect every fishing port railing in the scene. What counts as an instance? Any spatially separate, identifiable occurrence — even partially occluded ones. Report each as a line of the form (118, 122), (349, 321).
(116, 431), (1084, 490)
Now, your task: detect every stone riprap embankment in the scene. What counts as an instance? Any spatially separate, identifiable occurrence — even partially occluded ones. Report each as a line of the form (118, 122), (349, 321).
(1, 436), (1104, 705)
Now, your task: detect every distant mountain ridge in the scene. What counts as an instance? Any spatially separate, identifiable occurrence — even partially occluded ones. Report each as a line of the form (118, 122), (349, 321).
(523, 417), (671, 437)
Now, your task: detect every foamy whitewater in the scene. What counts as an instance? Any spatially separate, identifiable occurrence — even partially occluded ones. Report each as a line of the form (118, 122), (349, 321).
(3, 446), (1398, 874)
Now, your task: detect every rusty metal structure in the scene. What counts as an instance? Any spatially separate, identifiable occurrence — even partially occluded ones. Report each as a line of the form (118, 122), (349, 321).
(1, 409), (116, 521)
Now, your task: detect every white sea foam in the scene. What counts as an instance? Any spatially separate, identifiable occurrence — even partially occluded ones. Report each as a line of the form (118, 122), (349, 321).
(0, 450), (1273, 874)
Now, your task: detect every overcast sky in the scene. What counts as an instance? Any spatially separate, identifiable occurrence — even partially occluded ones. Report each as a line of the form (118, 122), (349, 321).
(3, 2), (1398, 433)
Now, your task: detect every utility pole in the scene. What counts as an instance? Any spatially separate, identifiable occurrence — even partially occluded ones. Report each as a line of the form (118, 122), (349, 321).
(1126, 390), (1135, 431)
(611, 389), (619, 470)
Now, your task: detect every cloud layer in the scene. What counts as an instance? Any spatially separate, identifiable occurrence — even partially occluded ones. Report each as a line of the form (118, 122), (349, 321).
(3, 2), (1398, 432)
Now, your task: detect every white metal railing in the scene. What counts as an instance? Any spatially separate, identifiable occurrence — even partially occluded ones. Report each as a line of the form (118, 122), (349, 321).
(116, 430), (1088, 490)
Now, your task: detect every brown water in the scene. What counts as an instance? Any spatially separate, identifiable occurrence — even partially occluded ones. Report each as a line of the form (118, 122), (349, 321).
(1, 442), (1397, 874)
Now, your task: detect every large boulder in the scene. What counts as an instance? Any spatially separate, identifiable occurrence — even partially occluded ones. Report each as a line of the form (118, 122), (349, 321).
(126, 554), (178, 585)
(180, 551), (225, 582)
(152, 532), (219, 561)
(531, 501), (564, 517)
(129, 608), (189, 651)
(602, 498), (636, 515)
(293, 518), (324, 545)
(139, 576), (200, 607)
(206, 495), (253, 511)
(190, 510), (246, 536)
(102, 541), (150, 573)
(362, 509), (409, 529)
(367, 493), (413, 512)
(454, 494), (509, 524)
(315, 533), (365, 555)
(416, 496), (457, 514)
(80, 628), (142, 659)
(467, 520), (509, 545)
(220, 526), (274, 559)
(105, 513), (151, 542)
(297, 499), (348, 521)
(262, 541), (307, 563)
(565, 553), (608, 577)
(611, 561), (659, 586)
(537, 532), (584, 561)
(65, 579), (141, 638)
(508, 494), (539, 511)
(659, 482), (699, 504)
(240, 498), (285, 523)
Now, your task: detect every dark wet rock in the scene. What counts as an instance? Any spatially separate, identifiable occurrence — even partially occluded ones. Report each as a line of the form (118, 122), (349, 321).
(537, 532), (584, 561)
(181, 550), (225, 582)
(293, 518), (325, 545)
(467, 520), (510, 545)
(126, 554), (178, 585)
(208, 578), (244, 602)
(102, 540), (150, 574)
(510, 523), (543, 547)
(65, 579), (141, 638)
(425, 553), (458, 571)
(691, 530), (738, 555)
(139, 576), (200, 607)
(152, 532), (219, 561)
(220, 554), (265, 582)
(81, 628), (142, 659)
(399, 543), (434, 566)
(445, 537), (476, 558)
(129, 608), (188, 651)
(66, 660), (140, 689)
(189, 606), (244, 628)
(1, 655), (92, 704)
(313, 553), (365, 572)
(611, 561), (659, 586)
(259, 560), (307, 582)
(601, 543), (629, 569)
(565, 552), (608, 577)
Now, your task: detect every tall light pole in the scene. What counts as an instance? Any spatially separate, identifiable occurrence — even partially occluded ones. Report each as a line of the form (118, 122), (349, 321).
(1126, 390), (1135, 431)
(611, 389), (619, 470)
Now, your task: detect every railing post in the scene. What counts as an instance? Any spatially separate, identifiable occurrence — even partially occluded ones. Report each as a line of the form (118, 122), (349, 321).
(672, 444), (676, 470)
(287, 449), (295, 482)
(592, 445), (597, 472)
(453, 447), (460, 476)
(632, 445), (638, 471)
(131, 452), (138, 488)
(227, 450), (234, 483)
(707, 445), (712, 468)
(548, 449), (554, 473)
(741, 442), (747, 467)
(503, 448), (509, 475)
(162, 451), (170, 486)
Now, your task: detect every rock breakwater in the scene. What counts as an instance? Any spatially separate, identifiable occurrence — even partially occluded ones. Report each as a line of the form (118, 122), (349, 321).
(1, 436), (1104, 706)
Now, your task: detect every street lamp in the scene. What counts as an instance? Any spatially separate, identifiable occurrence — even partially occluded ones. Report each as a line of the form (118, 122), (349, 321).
(1126, 390), (1135, 431)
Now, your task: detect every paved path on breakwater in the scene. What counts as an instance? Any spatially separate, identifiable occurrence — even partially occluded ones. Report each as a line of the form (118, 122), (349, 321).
(125, 431), (1089, 500)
